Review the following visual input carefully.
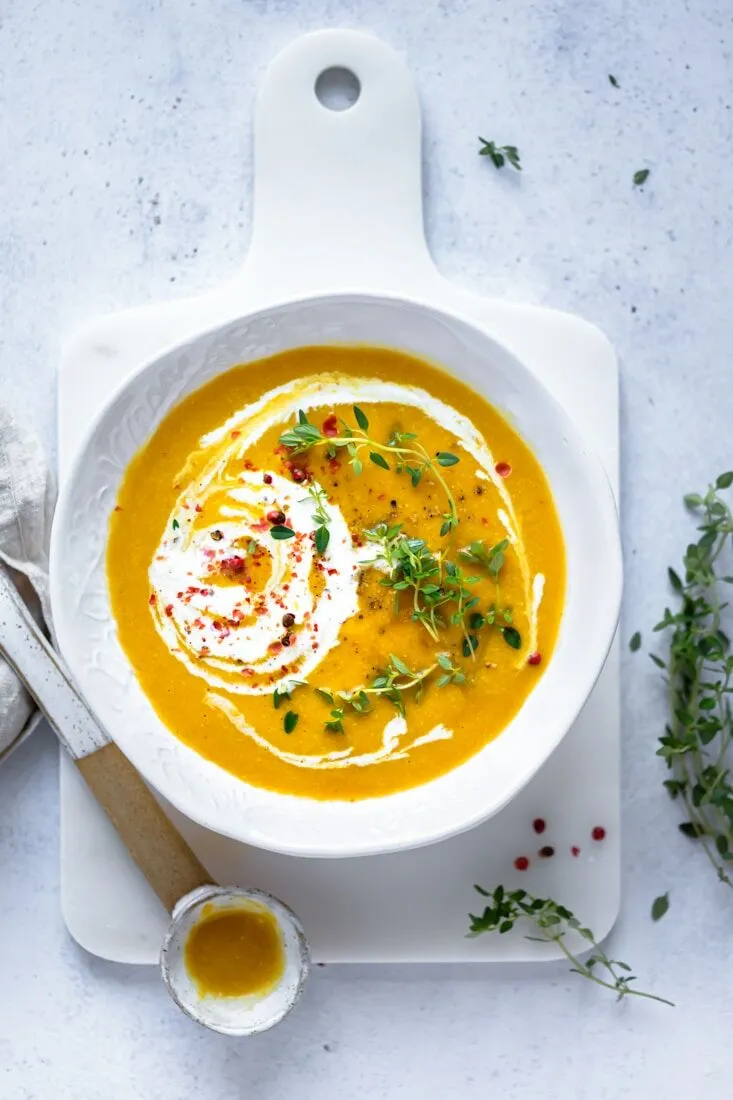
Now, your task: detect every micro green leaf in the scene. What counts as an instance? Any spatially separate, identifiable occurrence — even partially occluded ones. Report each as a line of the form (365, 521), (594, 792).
(651, 893), (670, 922)
(270, 525), (296, 540)
(283, 711), (299, 734)
(629, 631), (642, 652)
(353, 405), (369, 431)
(369, 452), (390, 470)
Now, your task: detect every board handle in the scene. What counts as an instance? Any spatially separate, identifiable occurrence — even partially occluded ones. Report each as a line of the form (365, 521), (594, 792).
(0, 566), (212, 913)
(245, 30), (439, 297)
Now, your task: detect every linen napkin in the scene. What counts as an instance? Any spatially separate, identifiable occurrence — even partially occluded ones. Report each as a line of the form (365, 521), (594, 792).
(0, 404), (55, 756)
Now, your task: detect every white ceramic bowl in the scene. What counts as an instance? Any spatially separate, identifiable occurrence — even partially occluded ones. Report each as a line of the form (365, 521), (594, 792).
(50, 293), (622, 857)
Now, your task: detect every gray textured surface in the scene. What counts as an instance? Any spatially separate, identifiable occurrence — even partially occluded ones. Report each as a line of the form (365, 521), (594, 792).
(1, 2), (733, 1097)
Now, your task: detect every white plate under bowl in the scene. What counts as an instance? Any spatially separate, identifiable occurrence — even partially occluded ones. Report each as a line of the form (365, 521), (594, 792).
(50, 291), (622, 858)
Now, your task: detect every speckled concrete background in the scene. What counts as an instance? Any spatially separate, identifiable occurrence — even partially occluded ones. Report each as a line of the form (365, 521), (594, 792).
(1, 2), (732, 1097)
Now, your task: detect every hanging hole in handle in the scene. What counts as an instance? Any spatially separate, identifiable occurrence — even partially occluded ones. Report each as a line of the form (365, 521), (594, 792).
(314, 67), (361, 112)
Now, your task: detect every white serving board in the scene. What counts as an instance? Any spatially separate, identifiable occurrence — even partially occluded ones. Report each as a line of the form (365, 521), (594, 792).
(58, 30), (619, 964)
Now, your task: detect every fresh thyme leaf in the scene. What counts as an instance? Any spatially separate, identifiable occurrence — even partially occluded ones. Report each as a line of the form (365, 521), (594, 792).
(315, 687), (334, 705)
(436, 452), (460, 467)
(633, 168), (650, 186)
(468, 886), (673, 1006)
(314, 526), (329, 554)
(270, 525), (296, 540)
(608, 73), (619, 87)
(653, 477), (733, 885)
(462, 635), (479, 657)
(283, 710), (299, 734)
(459, 538), (509, 578)
(353, 405), (369, 431)
(478, 138), (522, 171)
(501, 626), (522, 650)
(651, 893), (670, 921)
(280, 419), (323, 450)
(629, 631), (642, 652)
(370, 451), (390, 470)
(172, 518), (180, 531)
(679, 821), (705, 839)
(390, 654), (411, 677)
(324, 708), (345, 734)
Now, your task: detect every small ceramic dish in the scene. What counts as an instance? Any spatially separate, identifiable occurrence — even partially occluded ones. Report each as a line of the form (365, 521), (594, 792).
(161, 886), (310, 1036)
(50, 292), (622, 857)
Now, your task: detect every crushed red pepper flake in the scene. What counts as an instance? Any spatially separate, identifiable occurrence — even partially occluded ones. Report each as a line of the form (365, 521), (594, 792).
(592, 826), (606, 842)
(495, 461), (512, 478)
(514, 856), (530, 871)
(532, 817), (546, 834)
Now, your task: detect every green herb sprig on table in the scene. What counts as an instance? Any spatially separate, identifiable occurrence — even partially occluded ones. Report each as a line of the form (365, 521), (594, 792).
(649, 474), (733, 885)
(478, 139), (522, 171)
(469, 886), (673, 1006)
(279, 407), (461, 537)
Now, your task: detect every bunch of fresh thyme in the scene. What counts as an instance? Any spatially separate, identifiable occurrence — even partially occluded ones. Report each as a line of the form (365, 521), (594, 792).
(469, 886), (673, 1006)
(365, 524), (521, 657)
(645, 473), (733, 885)
(279, 406), (461, 537)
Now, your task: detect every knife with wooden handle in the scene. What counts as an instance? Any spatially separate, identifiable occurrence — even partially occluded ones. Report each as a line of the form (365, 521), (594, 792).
(0, 566), (213, 913)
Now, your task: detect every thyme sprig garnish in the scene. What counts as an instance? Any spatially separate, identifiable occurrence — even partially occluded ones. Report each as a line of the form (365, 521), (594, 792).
(279, 407), (461, 537)
(364, 523), (481, 653)
(314, 652), (465, 733)
(469, 887), (673, 1006)
(272, 679), (305, 709)
(649, 474), (733, 885)
(459, 538), (509, 577)
(303, 483), (331, 554)
(365, 525), (521, 655)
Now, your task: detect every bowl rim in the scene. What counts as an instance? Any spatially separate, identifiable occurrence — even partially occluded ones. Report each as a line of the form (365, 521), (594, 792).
(50, 289), (622, 857)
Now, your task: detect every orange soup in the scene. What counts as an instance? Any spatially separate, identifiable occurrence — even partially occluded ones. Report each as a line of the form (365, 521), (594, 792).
(184, 901), (285, 999)
(107, 346), (565, 800)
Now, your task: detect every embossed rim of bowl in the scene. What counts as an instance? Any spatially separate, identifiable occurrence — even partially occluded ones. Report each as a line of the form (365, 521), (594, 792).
(50, 292), (622, 857)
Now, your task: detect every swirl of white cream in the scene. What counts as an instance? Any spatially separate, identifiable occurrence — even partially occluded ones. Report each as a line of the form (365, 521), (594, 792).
(149, 469), (360, 694)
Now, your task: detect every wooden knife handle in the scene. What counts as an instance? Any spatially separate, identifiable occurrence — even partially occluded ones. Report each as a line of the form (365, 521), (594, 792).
(76, 744), (212, 914)
(0, 566), (213, 914)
